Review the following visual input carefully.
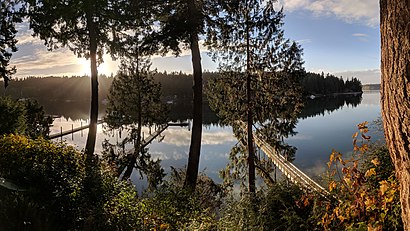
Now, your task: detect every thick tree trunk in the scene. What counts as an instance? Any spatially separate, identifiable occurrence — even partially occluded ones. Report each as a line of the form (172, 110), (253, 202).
(184, 31), (203, 190)
(84, 16), (99, 162)
(380, 0), (410, 229)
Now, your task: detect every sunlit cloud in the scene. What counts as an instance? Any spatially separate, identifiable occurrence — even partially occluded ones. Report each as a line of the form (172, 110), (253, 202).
(150, 150), (188, 161)
(162, 128), (236, 147)
(280, 0), (379, 27)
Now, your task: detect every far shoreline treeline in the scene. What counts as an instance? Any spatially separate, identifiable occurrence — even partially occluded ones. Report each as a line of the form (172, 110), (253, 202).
(1, 71), (363, 102)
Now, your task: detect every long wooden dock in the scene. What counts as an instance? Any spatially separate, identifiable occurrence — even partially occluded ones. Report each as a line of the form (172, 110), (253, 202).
(238, 122), (330, 198)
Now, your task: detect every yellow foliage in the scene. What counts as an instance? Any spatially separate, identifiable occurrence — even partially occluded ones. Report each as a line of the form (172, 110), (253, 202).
(379, 181), (389, 196)
(329, 181), (337, 192)
(371, 158), (380, 166)
(365, 168), (376, 178)
(312, 122), (401, 230)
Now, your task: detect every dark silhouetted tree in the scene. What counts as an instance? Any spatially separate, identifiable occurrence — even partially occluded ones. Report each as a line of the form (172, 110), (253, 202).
(104, 58), (167, 185)
(143, 0), (220, 191)
(207, 0), (304, 193)
(0, 0), (23, 88)
(26, 0), (133, 161)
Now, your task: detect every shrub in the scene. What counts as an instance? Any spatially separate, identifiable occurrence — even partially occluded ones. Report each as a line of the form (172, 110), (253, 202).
(311, 122), (402, 230)
(0, 135), (145, 231)
(218, 182), (315, 231)
(0, 134), (85, 230)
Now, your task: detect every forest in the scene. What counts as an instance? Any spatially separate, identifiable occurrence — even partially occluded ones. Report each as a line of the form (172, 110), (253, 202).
(1, 0), (409, 230)
(2, 71), (362, 102)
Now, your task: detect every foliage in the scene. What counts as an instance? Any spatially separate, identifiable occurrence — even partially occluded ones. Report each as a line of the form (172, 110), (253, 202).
(136, 170), (224, 230)
(218, 181), (315, 231)
(0, 134), (153, 231)
(301, 72), (362, 95)
(25, 0), (141, 157)
(0, 0), (23, 88)
(309, 122), (402, 230)
(0, 134), (85, 230)
(207, 0), (304, 191)
(105, 61), (167, 130)
(25, 0), (135, 62)
(104, 58), (168, 183)
(0, 97), (52, 138)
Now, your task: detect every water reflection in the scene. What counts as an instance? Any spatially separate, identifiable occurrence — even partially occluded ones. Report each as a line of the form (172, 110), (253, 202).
(48, 92), (378, 183)
(299, 93), (362, 119)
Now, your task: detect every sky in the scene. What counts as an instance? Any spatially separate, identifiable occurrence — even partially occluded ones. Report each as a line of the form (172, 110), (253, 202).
(10, 0), (380, 84)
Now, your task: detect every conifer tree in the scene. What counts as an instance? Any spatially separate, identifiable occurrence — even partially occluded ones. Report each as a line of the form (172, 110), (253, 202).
(143, 0), (220, 190)
(207, 0), (304, 193)
(26, 0), (134, 161)
(0, 0), (23, 88)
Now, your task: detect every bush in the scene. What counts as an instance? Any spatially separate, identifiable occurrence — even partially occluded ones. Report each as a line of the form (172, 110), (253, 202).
(311, 122), (402, 230)
(0, 135), (145, 231)
(0, 134), (85, 230)
(0, 97), (52, 138)
(218, 182), (315, 231)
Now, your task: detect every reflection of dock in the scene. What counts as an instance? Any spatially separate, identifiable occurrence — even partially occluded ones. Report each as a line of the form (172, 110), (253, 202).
(49, 120), (103, 139)
(168, 122), (189, 127)
(49, 121), (189, 140)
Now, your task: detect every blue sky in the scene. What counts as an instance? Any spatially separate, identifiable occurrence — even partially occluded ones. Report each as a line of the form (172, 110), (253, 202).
(10, 0), (380, 84)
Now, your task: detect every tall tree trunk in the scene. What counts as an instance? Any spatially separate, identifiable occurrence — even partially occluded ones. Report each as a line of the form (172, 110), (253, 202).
(184, 32), (203, 190)
(184, 0), (203, 190)
(85, 16), (99, 163)
(246, 1), (256, 194)
(380, 0), (410, 229)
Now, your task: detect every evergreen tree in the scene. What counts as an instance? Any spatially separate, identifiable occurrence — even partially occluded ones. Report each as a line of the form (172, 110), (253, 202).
(0, 0), (23, 88)
(104, 58), (167, 186)
(142, 0), (220, 191)
(26, 0), (134, 161)
(207, 0), (304, 193)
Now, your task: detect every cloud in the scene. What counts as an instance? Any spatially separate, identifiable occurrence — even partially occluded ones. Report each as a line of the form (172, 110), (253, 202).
(296, 39), (312, 44)
(11, 45), (82, 77)
(280, 0), (379, 27)
(352, 33), (368, 37)
(162, 128), (236, 147)
(352, 33), (369, 42)
(334, 69), (380, 84)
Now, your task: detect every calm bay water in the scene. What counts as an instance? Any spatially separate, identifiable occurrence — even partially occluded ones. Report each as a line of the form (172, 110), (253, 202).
(50, 91), (381, 184)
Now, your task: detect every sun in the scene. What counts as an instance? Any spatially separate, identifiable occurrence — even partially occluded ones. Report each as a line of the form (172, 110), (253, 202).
(76, 55), (119, 76)
(77, 58), (91, 76)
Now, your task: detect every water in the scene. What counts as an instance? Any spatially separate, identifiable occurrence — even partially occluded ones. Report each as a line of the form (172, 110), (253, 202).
(49, 91), (381, 183)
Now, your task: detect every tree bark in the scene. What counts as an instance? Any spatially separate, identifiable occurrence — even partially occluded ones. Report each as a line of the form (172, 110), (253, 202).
(184, 0), (203, 191)
(380, 0), (410, 228)
(246, 1), (256, 194)
(84, 15), (99, 163)
(184, 32), (203, 190)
